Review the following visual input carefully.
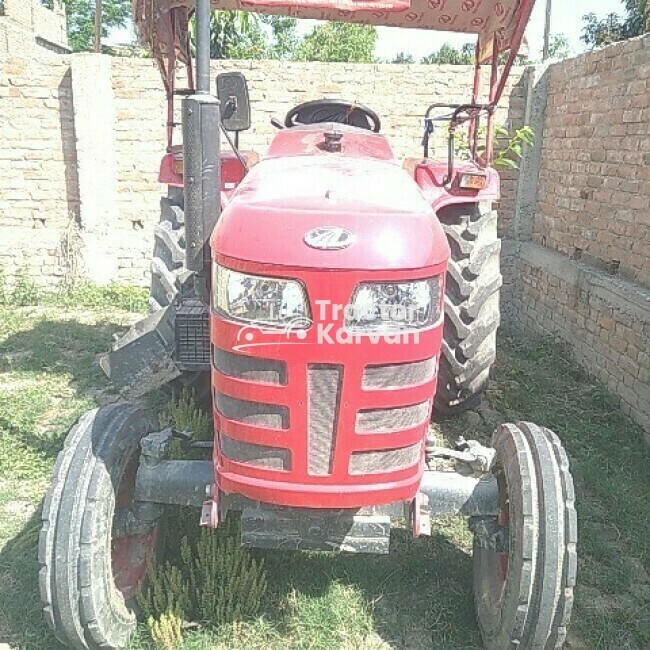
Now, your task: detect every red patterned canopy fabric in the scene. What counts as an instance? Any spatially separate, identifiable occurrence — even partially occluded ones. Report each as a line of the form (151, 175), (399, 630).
(133, 0), (535, 95)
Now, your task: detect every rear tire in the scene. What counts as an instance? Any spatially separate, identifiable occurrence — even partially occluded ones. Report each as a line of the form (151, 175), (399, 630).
(150, 192), (193, 313)
(435, 201), (501, 416)
(39, 404), (161, 649)
(472, 422), (577, 649)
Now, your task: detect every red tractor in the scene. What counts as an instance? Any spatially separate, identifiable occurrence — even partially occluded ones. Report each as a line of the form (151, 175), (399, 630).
(40, 1), (577, 648)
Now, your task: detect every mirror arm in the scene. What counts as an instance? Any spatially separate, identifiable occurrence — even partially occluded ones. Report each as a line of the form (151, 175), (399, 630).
(220, 123), (248, 174)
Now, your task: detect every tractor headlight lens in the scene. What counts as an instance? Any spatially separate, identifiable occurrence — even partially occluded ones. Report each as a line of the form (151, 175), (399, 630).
(345, 277), (443, 333)
(213, 264), (310, 327)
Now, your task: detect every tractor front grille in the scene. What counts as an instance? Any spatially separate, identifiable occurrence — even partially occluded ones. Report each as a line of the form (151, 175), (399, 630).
(215, 392), (289, 429)
(349, 443), (422, 475)
(363, 357), (436, 389)
(307, 365), (342, 476)
(356, 402), (430, 434)
(220, 434), (290, 470)
(214, 348), (287, 385)
(214, 352), (435, 478)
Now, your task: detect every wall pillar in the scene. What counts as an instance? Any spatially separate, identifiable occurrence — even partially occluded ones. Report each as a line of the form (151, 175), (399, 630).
(70, 54), (119, 284)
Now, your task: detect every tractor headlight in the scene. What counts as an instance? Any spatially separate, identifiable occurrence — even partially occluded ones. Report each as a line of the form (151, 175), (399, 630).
(213, 264), (310, 327)
(345, 277), (443, 333)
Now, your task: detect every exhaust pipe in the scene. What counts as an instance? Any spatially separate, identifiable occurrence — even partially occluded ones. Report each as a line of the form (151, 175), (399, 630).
(183, 0), (220, 277)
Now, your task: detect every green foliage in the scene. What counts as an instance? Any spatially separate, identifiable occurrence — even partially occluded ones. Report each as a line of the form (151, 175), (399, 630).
(455, 124), (535, 170)
(262, 15), (299, 60)
(137, 561), (191, 623)
(547, 33), (571, 60)
(62, 0), (132, 52)
(421, 42), (474, 65)
(296, 22), (377, 63)
(493, 125), (535, 170)
(148, 611), (184, 650)
(4, 268), (40, 307)
(160, 388), (212, 459)
(392, 51), (414, 64)
(52, 282), (149, 312)
(195, 11), (267, 60)
(582, 1), (649, 48)
(1, 306), (649, 649)
(135, 516), (267, 647)
(162, 388), (211, 439)
(184, 520), (268, 627)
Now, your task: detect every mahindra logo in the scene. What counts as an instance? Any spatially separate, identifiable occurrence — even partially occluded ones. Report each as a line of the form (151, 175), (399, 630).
(303, 227), (354, 250)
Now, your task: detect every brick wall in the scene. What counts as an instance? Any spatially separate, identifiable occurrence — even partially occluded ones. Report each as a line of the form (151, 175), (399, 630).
(0, 54), (526, 288)
(0, 53), (77, 283)
(0, 0), (68, 54)
(534, 36), (650, 288)
(507, 34), (650, 436)
(0, 35), (648, 433)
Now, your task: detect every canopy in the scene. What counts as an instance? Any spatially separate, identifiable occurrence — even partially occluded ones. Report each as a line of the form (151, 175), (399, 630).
(133, 0), (536, 96)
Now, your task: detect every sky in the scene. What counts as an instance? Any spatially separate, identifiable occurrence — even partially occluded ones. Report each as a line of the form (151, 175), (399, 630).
(109, 0), (625, 60)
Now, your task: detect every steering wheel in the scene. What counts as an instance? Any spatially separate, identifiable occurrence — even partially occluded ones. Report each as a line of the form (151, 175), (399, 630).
(284, 99), (381, 133)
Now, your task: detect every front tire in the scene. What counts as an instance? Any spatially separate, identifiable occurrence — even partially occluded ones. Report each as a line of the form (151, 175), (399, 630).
(39, 404), (161, 649)
(435, 202), (501, 416)
(472, 422), (577, 649)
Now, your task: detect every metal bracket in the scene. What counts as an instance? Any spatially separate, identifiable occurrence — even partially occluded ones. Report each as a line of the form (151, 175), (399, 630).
(427, 437), (496, 476)
(140, 427), (174, 466)
(411, 491), (431, 538)
(469, 516), (509, 553)
(112, 501), (164, 538)
(200, 483), (219, 528)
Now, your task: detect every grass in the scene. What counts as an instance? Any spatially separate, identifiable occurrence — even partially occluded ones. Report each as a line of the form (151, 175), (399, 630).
(0, 292), (648, 649)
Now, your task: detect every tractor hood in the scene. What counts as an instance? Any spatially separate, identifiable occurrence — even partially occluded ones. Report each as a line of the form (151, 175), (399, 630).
(212, 126), (449, 272)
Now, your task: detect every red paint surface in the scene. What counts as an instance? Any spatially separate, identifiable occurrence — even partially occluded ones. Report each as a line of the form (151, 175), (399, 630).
(209, 125), (451, 509)
(158, 150), (249, 190)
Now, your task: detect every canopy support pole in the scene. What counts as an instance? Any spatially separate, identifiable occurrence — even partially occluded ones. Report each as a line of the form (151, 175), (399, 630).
(196, 0), (211, 94)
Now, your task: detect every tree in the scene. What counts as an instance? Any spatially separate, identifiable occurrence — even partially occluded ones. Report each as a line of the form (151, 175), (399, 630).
(548, 33), (570, 60)
(392, 51), (414, 64)
(61, 0), (131, 52)
(296, 22), (377, 63)
(421, 42), (474, 64)
(262, 15), (299, 59)
(582, 1), (649, 48)
(207, 11), (266, 59)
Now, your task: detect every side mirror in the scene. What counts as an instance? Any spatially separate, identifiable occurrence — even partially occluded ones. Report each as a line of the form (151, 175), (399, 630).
(216, 72), (251, 132)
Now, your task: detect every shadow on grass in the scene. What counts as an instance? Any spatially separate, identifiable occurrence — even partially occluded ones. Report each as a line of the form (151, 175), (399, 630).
(0, 318), (121, 396)
(0, 318), (124, 465)
(0, 506), (480, 650)
(0, 508), (59, 648)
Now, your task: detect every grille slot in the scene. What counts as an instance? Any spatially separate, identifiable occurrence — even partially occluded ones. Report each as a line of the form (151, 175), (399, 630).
(176, 300), (210, 368)
(362, 357), (436, 389)
(220, 434), (290, 470)
(307, 365), (342, 476)
(215, 392), (289, 429)
(214, 348), (287, 385)
(356, 401), (430, 434)
(349, 443), (422, 475)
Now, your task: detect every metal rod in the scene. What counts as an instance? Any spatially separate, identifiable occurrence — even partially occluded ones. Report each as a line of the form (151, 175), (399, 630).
(195, 0), (211, 94)
(468, 38), (482, 161)
(419, 471), (499, 517)
(485, 37), (499, 163)
(135, 459), (214, 507)
(543, 0), (553, 61)
(94, 0), (102, 53)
